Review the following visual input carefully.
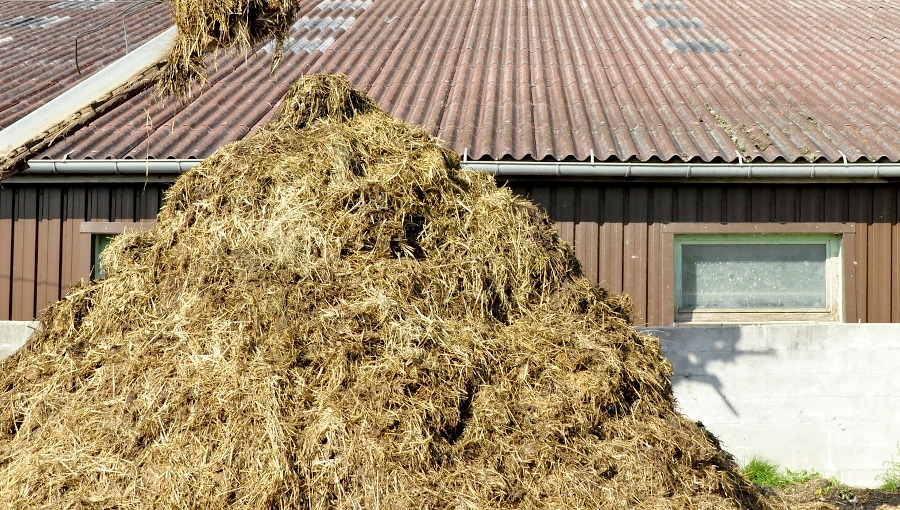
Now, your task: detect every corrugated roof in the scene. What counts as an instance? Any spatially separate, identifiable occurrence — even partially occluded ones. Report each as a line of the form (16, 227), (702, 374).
(0, 0), (171, 130)
(18, 0), (900, 163)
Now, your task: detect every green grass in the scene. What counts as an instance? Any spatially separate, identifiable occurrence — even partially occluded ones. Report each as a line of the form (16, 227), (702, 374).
(879, 445), (900, 491)
(742, 456), (819, 488)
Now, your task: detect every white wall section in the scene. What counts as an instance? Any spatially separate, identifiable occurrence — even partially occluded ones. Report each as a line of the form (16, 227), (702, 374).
(646, 324), (900, 487)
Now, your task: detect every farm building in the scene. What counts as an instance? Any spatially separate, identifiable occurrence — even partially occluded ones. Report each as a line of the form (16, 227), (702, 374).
(1, 0), (899, 486)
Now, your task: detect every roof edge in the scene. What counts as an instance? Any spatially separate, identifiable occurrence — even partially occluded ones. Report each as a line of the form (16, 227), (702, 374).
(0, 27), (177, 179)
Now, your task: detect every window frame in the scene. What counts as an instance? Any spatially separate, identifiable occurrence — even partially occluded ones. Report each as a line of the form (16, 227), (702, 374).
(660, 223), (856, 325)
(79, 221), (155, 279)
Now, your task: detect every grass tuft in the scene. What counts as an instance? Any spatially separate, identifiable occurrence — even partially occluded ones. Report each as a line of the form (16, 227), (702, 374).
(879, 444), (900, 491)
(742, 456), (819, 488)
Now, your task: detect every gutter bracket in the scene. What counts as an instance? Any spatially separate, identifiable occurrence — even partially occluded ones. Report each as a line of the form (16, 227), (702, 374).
(838, 150), (848, 166)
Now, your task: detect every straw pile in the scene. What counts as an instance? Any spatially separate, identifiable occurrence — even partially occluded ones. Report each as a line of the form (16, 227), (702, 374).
(159, 0), (297, 97)
(0, 74), (769, 509)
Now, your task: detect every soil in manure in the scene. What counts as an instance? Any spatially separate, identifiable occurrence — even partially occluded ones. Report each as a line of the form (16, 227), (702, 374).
(0, 74), (771, 509)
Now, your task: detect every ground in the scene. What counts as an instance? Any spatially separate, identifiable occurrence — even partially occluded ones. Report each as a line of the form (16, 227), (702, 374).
(768, 477), (900, 509)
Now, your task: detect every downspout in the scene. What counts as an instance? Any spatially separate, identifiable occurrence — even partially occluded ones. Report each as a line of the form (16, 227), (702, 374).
(0, 27), (177, 176)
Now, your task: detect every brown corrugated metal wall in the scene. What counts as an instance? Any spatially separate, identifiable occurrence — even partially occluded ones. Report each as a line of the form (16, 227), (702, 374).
(508, 182), (900, 326)
(1, 181), (899, 325)
(0, 185), (165, 321)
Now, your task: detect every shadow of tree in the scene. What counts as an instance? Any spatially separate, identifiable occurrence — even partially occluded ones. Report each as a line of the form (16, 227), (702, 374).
(640, 326), (776, 417)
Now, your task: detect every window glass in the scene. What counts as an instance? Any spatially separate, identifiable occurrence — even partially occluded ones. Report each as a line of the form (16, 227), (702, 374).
(92, 234), (116, 279)
(680, 243), (827, 309)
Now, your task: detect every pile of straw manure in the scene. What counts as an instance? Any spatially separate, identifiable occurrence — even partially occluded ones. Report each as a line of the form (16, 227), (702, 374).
(0, 74), (770, 509)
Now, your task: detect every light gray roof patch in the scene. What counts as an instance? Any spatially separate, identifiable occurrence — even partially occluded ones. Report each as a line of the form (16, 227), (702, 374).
(0, 16), (69, 28)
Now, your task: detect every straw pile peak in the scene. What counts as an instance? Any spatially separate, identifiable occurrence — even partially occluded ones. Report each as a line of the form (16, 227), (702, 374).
(0, 74), (770, 509)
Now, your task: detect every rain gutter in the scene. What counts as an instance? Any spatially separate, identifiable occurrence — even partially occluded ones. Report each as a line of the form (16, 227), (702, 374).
(6, 159), (201, 184)
(10, 158), (900, 185)
(465, 160), (900, 179)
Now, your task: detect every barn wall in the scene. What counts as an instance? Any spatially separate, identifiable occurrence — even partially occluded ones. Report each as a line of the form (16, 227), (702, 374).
(0, 184), (166, 321)
(506, 182), (900, 326)
(2, 181), (899, 325)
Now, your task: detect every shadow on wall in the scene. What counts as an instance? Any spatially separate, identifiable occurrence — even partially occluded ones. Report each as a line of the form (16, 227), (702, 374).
(641, 326), (775, 417)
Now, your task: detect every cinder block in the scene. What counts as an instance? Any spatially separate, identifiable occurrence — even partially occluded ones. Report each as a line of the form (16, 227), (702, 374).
(653, 326), (743, 354)
(794, 396), (871, 422)
(725, 371), (771, 400)
(837, 468), (886, 489)
(0, 321), (37, 360)
(851, 349), (900, 373)
(610, 324), (900, 486)
(724, 396), (801, 423)
(834, 372), (894, 398)
(738, 421), (829, 470)
(827, 421), (895, 481)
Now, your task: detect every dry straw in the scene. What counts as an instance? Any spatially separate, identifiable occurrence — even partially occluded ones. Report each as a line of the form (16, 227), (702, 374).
(159, 0), (298, 98)
(0, 74), (773, 509)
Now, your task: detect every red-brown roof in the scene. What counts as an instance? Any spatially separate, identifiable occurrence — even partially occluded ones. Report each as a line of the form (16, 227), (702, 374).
(0, 0), (170, 130)
(13, 0), (900, 164)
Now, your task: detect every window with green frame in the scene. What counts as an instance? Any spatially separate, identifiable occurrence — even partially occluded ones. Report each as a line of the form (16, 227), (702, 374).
(91, 234), (116, 279)
(673, 233), (843, 323)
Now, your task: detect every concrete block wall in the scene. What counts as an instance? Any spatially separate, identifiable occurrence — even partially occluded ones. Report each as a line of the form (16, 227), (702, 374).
(0, 321), (37, 359)
(646, 324), (900, 487)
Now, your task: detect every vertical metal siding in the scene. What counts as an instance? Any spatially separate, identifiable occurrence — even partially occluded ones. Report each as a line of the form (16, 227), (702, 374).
(575, 187), (599, 284)
(36, 188), (63, 311)
(893, 197), (900, 322)
(0, 188), (13, 319)
(624, 187), (649, 323)
(2, 181), (899, 324)
(0, 184), (167, 321)
(849, 188), (870, 322)
(869, 188), (895, 322)
(600, 187), (624, 294)
(12, 189), (38, 320)
(646, 187), (673, 325)
(512, 183), (900, 326)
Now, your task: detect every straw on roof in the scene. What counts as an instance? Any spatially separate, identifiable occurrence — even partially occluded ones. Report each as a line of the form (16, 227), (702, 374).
(0, 73), (773, 509)
(159, 0), (297, 97)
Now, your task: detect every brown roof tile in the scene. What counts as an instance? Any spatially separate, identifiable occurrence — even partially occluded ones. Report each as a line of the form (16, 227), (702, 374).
(10, 0), (900, 164)
(0, 0), (171, 130)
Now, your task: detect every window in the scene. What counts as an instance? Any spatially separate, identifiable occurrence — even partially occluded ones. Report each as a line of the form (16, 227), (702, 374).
(674, 234), (842, 322)
(80, 221), (155, 280)
(91, 234), (116, 279)
(660, 223), (855, 324)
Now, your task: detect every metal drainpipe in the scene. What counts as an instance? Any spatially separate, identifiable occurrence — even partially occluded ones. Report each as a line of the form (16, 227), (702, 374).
(17, 158), (900, 181)
(464, 160), (900, 179)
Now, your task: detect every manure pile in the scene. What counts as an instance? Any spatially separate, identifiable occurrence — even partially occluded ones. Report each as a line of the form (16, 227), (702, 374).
(0, 74), (769, 509)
